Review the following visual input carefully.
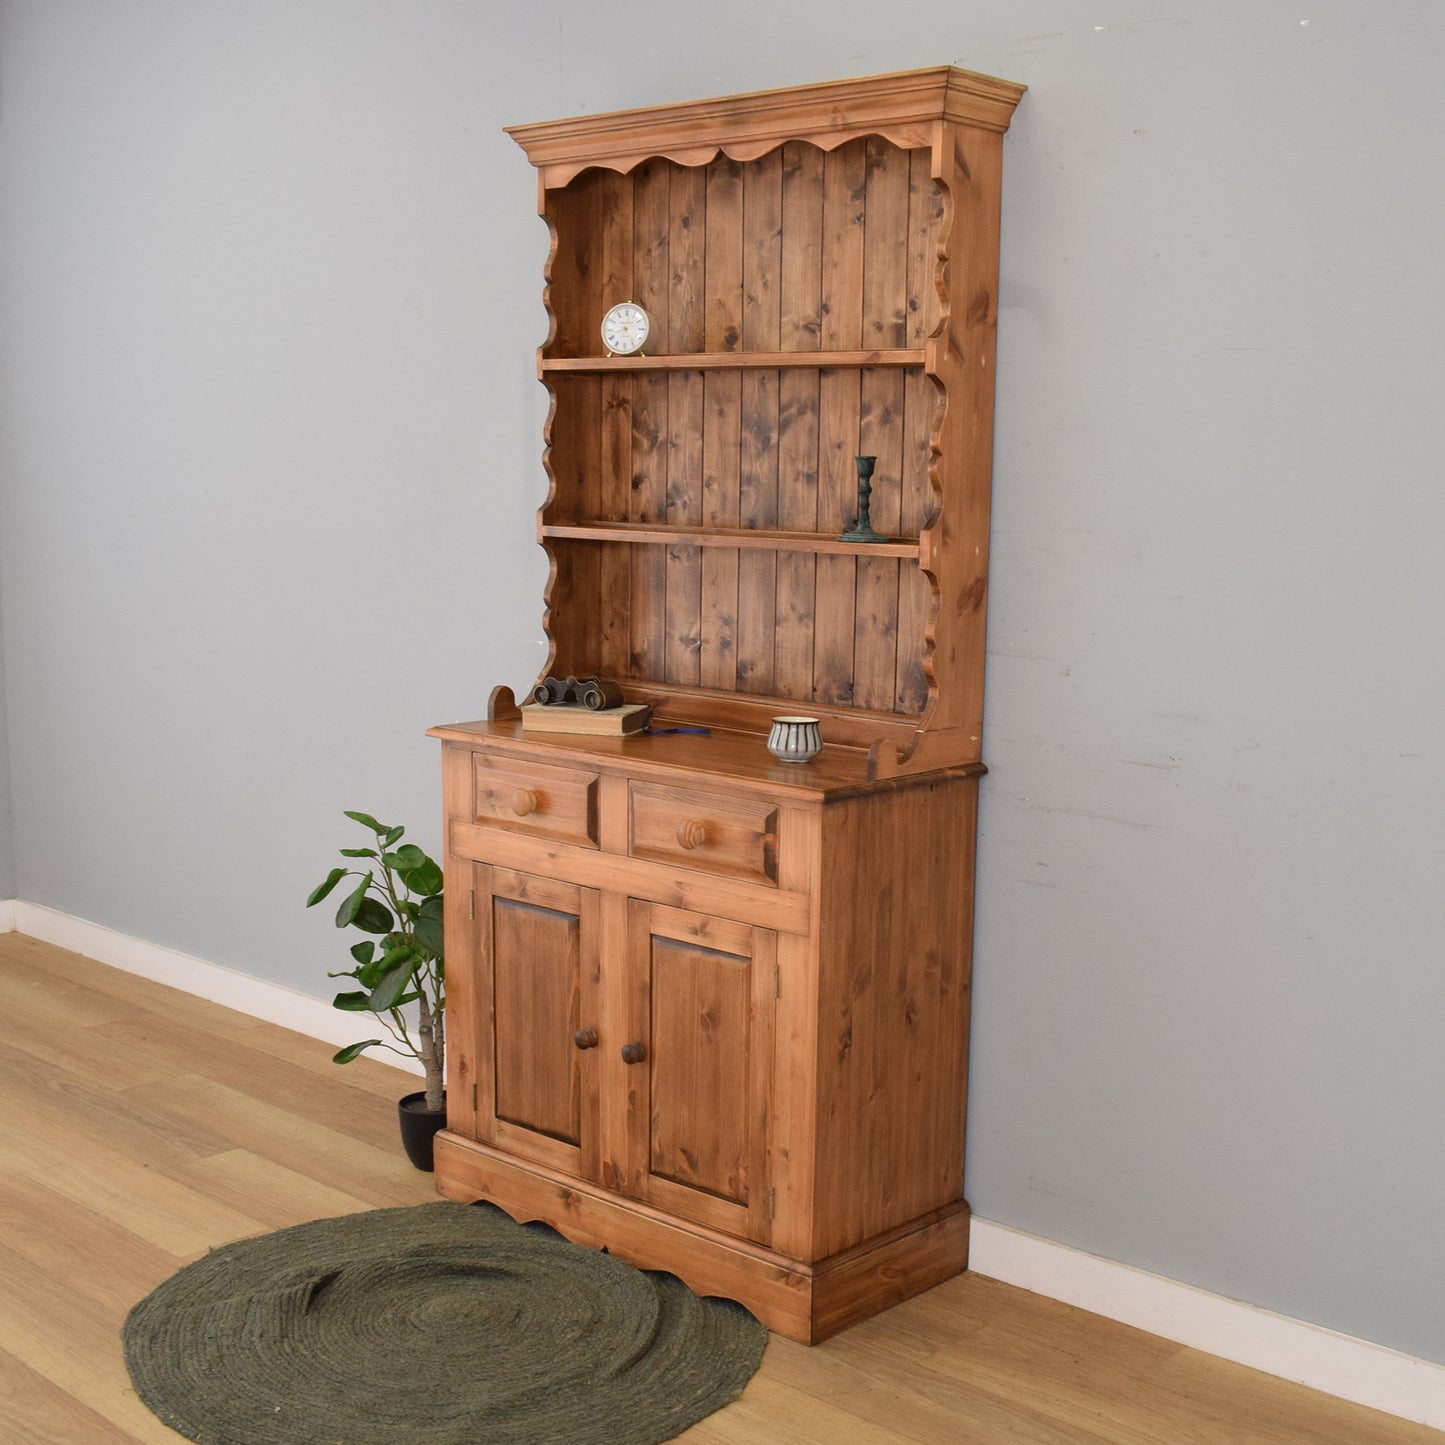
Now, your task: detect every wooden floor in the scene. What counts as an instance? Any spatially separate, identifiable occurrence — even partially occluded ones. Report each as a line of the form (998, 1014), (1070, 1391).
(0, 931), (1436, 1445)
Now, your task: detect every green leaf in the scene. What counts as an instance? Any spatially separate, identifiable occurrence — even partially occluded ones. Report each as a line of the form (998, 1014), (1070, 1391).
(359, 942), (414, 984)
(335, 874), (372, 928)
(344, 810), (388, 834)
(306, 868), (347, 907)
(369, 956), (420, 1012)
(356, 948), (395, 989)
(400, 859), (444, 898)
(332, 990), (374, 1012)
(414, 894), (445, 959)
(373, 943), (417, 976)
(352, 897), (394, 934)
(384, 844), (428, 871)
(383, 825), (405, 847)
(340, 847), (377, 858)
(349, 939), (376, 966)
(332, 1040), (382, 1064)
(391, 991), (422, 1007)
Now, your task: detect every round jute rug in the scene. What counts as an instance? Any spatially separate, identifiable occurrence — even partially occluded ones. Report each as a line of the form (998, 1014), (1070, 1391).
(122, 1200), (767, 1445)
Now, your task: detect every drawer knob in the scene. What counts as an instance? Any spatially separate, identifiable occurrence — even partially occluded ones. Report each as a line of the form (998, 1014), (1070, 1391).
(573, 1028), (598, 1050)
(675, 819), (707, 850)
(620, 1041), (646, 1065)
(510, 788), (539, 817)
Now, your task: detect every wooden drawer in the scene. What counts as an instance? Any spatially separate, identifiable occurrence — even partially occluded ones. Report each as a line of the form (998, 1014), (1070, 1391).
(471, 753), (600, 848)
(629, 781), (779, 886)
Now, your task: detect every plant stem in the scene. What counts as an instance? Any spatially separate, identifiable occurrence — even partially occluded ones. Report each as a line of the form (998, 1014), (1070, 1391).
(416, 986), (444, 1112)
(363, 1040), (417, 1062)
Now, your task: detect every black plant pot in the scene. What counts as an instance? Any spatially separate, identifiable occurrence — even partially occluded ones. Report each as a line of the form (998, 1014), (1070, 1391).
(398, 1091), (447, 1172)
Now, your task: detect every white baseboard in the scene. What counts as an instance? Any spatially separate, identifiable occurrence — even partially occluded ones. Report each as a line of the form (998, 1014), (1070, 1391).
(9, 900), (420, 1074)
(6, 901), (1440, 1425)
(970, 1218), (1445, 1430)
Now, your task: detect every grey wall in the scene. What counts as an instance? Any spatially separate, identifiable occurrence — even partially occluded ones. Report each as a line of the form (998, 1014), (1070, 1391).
(2, 0), (1442, 1365)
(0, 564), (13, 900)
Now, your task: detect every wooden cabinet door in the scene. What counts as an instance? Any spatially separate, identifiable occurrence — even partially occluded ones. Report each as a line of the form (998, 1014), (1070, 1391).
(473, 865), (600, 1180)
(623, 900), (776, 1243)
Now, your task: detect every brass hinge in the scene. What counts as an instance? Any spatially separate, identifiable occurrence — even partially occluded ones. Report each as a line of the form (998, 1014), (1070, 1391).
(468, 888), (475, 921)
(472, 1082), (478, 1112)
(768, 1189), (776, 1220)
(774, 963), (780, 999)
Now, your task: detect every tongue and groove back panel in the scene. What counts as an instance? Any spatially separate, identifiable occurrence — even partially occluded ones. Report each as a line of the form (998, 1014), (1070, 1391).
(539, 139), (941, 720)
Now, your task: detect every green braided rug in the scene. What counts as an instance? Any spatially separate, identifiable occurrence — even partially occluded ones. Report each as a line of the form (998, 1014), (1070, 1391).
(122, 1200), (767, 1445)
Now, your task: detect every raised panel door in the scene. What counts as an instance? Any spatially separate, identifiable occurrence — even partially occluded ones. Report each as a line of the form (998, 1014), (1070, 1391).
(478, 865), (600, 1180)
(624, 900), (776, 1243)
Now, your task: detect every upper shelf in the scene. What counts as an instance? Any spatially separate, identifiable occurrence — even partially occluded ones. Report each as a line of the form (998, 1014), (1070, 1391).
(507, 66), (1027, 188)
(541, 348), (927, 374)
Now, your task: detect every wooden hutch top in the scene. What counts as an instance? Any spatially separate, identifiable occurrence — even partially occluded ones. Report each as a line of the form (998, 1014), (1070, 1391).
(472, 67), (1024, 784)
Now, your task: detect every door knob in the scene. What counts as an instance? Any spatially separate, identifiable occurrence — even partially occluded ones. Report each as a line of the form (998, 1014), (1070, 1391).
(574, 1028), (598, 1050)
(620, 1041), (646, 1065)
(511, 788), (539, 817)
(675, 819), (707, 850)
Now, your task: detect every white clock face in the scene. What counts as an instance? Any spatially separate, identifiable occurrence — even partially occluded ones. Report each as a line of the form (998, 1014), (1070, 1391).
(601, 302), (653, 355)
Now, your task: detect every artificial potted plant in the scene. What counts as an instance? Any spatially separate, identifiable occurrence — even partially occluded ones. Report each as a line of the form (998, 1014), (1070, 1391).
(306, 810), (446, 1170)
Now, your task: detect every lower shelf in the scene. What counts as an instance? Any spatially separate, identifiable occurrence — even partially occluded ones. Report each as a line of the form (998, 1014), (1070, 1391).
(541, 521), (922, 560)
(433, 1131), (972, 1344)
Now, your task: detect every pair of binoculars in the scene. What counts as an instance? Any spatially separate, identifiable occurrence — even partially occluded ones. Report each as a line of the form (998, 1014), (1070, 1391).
(531, 674), (625, 711)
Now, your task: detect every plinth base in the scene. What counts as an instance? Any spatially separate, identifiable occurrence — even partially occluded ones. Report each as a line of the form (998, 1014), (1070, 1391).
(434, 1132), (971, 1344)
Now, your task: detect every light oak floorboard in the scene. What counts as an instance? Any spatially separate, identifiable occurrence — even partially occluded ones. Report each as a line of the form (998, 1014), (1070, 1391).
(0, 1345), (143, 1445)
(0, 932), (1435, 1444)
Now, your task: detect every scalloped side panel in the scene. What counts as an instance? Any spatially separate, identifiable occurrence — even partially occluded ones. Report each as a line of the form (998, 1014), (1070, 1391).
(537, 209), (561, 356)
(536, 379), (564, 685)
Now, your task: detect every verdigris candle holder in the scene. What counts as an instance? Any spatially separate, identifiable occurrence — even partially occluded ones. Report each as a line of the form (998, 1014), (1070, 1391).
(838, 455), (888, 544)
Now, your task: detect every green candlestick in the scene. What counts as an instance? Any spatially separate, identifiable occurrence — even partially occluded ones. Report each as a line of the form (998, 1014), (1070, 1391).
(838, 455), (888, 544)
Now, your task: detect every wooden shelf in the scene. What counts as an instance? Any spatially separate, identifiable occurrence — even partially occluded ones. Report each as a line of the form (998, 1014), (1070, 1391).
(541, 521), (921, 559)
(540, 348), (926, 373)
